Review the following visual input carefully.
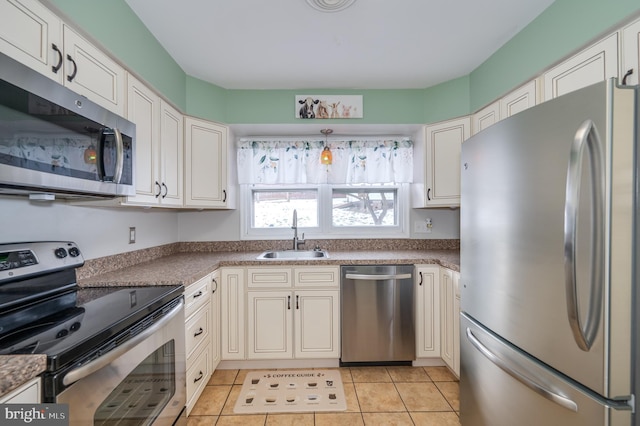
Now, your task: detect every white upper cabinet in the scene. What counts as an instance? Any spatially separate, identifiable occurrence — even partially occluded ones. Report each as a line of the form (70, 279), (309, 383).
(543, 33), (619, 101)
(0, 0), (61, 80)
(159, 100), (184, 206)
(471, 101), (499, 135)
(500, 80), (538, 119)
(621, 17), (640, 86)
(124, 76), (183, 207)
(0, 0), (125, 115)
(125, 75), (161, 205)
(184, 117), (230, 209)
(62, 25), (125, 116)
(413, 116), (470, 208)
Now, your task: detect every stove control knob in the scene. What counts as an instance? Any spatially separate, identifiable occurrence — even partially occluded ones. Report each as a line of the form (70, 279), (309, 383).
(70, 322), (81, 332)
(68, 247), (81, 257)
(54, 247), (68, 258)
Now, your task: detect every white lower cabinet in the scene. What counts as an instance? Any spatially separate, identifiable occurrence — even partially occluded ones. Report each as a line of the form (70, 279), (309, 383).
(184, 273), (214, 415)
(222, 266), (340, 362)
(415, 265), (441, 358)
(210, 270), (221, 370)
(0, 377), (41, 403)
(221, 268), (246, 360)
(440, 267), (460, 377)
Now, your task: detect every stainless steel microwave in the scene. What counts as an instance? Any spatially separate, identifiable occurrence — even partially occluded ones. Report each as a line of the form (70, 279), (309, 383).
(0, 51), (135, 199)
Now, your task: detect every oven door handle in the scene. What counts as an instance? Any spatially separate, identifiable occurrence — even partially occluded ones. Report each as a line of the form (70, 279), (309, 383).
(62, 298), (184, 387)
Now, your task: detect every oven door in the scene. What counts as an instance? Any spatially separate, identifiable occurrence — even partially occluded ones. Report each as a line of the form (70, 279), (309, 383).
(57, 299), (186, 426)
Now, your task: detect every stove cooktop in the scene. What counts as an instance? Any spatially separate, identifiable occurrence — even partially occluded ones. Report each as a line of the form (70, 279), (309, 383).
(0, 285), (183, 370)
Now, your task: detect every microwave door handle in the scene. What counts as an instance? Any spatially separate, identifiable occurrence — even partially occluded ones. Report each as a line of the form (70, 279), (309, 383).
(563, 119), (605, 351)
(113, 128), (124, 183)
(62, 298), (184, 386)
(96, 129), (107, 181)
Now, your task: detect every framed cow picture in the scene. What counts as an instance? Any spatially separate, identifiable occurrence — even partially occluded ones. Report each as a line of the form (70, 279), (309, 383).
(295, 95), (363, 119)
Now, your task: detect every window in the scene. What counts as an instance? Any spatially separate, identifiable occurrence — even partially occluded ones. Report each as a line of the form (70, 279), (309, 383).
(242, 184), (408, 239)
(237, 136), (413, 239)
(252, 189), (318, 228)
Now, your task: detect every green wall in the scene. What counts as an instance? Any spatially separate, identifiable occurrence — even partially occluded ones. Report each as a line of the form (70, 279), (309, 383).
(45, 0), (640, 125)
(470, 0), (640, 110)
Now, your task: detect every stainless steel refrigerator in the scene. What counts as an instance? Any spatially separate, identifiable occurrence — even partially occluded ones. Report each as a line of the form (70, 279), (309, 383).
(460, 79), (638, 425)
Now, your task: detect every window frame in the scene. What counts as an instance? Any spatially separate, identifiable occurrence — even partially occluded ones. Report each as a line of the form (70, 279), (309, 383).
(240, 183), (410, 240)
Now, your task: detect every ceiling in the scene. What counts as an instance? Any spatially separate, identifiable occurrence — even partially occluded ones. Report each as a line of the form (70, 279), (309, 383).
(124, 0), (555, 91)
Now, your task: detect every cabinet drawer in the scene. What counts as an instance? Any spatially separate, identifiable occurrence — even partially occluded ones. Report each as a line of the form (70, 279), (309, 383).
(294, 266), (340, 288)
(185, 303), (210, 358)
(186, 343), (211, 414)
(185, 275), (211, 319)
(247, 268), (292, 288)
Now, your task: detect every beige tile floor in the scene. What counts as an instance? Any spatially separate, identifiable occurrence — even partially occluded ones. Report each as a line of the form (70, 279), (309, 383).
(187, 366), (460, 425)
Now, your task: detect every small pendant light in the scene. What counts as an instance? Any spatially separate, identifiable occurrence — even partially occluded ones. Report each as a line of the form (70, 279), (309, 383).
(320, 129), (333, 165)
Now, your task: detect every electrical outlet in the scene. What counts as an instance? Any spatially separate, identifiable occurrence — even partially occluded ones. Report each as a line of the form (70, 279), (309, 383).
(129, 227), (136, 244)
(425, 218), (432, 233)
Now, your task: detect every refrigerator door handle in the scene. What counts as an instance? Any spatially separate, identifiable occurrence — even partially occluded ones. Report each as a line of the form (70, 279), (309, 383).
(563, 119), (605, 351)
(466, 327), (579, 412)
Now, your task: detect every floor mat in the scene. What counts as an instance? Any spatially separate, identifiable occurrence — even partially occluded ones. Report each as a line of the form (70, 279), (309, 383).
(233, 370), (346, 413)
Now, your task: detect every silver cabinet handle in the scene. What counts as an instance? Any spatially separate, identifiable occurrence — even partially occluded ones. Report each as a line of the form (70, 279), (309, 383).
(345, 273), (412, 281)
(563, 119), (604, 351)
(62, 298), (184, 386)
(113, 128), (124, 184)
(466, 327), (578, 412)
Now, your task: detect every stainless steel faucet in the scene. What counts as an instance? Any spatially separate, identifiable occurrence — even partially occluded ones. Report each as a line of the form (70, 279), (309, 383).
(291, 209), (305, 251)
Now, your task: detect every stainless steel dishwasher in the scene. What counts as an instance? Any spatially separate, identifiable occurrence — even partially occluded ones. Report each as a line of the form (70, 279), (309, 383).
(340, 265), (415, 364)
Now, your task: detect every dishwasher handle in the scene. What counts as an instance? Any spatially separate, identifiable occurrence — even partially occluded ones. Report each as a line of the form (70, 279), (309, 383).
(345, 273), (412, 281)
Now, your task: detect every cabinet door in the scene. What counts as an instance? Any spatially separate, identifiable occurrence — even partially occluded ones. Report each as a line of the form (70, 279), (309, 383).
(543, 33), (618, 101)
(126, 75), (161, 205)
(247, 291), (293, 359)
(0, 377), (40, 403)
(184, 117), (229, 208)
(424, 117), (470, 207)
(221, 268), (245, 360)
(471, 101), (499, 135)
(440, 268), (456, 372)
(159, 101), (184, 207)
(500, 80), (538, 119)
(185, 302), (211, 360)
(185, 341), (211, 415)
(294, 290), (340, 358)
(62, 25), (125, 115)
(453, 271), (461, 377)
(0, 0), (62, 83)
(415, 265), (440, 358)
(211, 271), (221, 369)
(621, 17), (640, 86)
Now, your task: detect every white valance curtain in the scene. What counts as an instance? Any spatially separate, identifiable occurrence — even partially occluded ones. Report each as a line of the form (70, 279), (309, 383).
(236, 138), (413, 184)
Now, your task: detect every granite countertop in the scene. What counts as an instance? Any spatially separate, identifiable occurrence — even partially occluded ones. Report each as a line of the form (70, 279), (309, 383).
(1, 249), (459, 398)
(0, 355), (47, 398)
(78, 249), (460, 288)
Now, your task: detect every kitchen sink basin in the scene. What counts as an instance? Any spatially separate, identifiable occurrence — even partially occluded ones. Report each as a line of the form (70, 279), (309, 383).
(256, 250), (329, 260)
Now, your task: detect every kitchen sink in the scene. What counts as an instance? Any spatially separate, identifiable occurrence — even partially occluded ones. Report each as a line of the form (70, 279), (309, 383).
(256, 250), (329, 260)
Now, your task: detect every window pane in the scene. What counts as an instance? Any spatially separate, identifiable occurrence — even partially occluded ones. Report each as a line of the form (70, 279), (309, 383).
(252, 190), (318, 228)
(332, 188), (397, 227)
